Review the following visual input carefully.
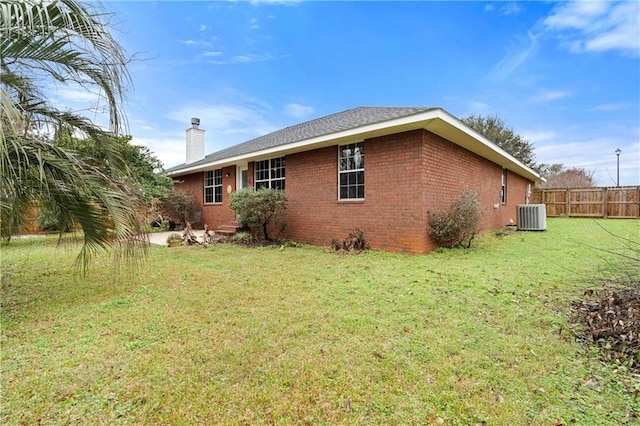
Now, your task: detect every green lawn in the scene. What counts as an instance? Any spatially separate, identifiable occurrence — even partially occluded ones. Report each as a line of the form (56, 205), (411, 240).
(2, 218), (639, 425)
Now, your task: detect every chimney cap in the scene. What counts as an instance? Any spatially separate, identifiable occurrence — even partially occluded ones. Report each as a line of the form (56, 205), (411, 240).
(191, 117), (200, 128)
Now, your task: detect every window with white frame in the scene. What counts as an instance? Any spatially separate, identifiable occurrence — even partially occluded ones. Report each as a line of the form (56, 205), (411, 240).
(255, 157), (285, 190)
(501, 168), (507, 203)
(204, 169), (222, 204)
(339, 142), (364, 200)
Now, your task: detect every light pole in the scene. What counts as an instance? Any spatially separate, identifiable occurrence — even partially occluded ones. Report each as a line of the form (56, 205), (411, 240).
(615, 148), (621, 187)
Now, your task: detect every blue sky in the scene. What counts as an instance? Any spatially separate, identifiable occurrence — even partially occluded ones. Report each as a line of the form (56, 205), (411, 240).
(66, 1), (639, 185)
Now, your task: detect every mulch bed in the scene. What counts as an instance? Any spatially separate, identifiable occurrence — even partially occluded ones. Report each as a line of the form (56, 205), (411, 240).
(572, 288), (640, 373)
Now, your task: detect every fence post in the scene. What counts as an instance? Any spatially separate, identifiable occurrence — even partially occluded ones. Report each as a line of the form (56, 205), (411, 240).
(566, 189), (571, 217)
(603, 187), (608, 219)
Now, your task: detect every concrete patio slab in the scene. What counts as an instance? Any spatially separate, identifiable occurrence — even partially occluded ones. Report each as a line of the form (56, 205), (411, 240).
(146, 230), (207, 246)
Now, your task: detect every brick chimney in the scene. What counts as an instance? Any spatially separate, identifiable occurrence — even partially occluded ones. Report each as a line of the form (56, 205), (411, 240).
(186, 117), (205, 164)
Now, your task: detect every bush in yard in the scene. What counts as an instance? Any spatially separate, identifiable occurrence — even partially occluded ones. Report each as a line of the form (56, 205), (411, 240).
(37, 201), (70, 232)
(429, 190), (484, 249)
(158, 190), (196, 229)
(229, 188), (287, 240)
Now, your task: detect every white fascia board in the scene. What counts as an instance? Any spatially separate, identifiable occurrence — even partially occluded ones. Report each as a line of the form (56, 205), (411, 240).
(168, 108), (544, 183)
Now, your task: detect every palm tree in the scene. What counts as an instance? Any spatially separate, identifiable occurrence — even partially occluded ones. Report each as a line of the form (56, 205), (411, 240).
(0, 0), (147, 270)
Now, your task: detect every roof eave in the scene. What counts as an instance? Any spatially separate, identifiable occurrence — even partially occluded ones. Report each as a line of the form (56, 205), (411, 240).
(167, 108), (543, 183)
(425, 109), (544, 183)
(167, 109), (442, 177)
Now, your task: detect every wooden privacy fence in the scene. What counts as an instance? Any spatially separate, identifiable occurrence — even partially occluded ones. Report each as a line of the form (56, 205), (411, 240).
(533, 186), (640, 219)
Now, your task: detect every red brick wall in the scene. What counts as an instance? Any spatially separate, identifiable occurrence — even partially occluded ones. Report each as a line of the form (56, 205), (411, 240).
(421, 130), (531, 251)
(284, 129), (430, 253)
(174, 129), (534, 253)
(173, 165), (237, 228)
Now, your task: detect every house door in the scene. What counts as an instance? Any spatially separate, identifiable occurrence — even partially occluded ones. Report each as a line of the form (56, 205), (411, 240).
(237, 165), (248, 189)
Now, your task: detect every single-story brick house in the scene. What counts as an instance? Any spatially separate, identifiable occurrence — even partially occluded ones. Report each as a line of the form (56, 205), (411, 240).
(166, 107), (543, 253)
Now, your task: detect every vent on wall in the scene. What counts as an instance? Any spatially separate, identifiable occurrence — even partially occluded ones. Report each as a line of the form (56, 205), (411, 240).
(517, 204), (547, 231)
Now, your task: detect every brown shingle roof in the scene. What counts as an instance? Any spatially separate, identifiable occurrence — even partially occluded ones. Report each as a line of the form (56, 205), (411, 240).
(166, 106), (435, 173)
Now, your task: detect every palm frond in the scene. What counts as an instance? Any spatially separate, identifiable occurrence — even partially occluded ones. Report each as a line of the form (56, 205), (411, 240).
(1, 134), (148, 271)
(0, 0), (147, 271)
(1, 0), (131, 135)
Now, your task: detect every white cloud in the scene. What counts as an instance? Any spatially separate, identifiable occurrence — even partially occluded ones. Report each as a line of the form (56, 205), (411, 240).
(521, 130), (557, 144)
(232, 54), (268, 63)
(131, 136), (186, 169)
(484, 2), (521, 15)
(283, 103), (314, 119)
(56, 86), (102, 103)
(588, 103), (630, 112)
(535, 138), (608, 182)
(132, 103), (280, 168)
(50, 85), (111, 122)
(168, 104), (277, 139)
(129, 118), (156, 132)
(250, 18), (260, 30)
(532, 128), (639, 186)
(208, 53), (275, 64)
(543, 1), (640, 56)
(127, 88), (284, 167)
(488, 31), (539, 81)
(544, 1), (609, 29)
(500, 3), (522, 16)
(201, 51), (223, 57)
(530, 90), (572, 103)
(466, 101), (491, 114)
(179, 39), (214, 48)
(537, 140), (603, 165)
(199, 24), (211, 31)
(249, 0), (302, 5)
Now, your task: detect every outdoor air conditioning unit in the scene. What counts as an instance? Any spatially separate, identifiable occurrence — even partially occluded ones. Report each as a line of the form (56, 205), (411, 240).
(517, 204), (547, 231)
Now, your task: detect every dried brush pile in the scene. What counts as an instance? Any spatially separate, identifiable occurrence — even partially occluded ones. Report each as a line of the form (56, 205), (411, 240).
(570, 224), (639, 373)
(331, 228), (369, 254)
(572, 288), (640, 372)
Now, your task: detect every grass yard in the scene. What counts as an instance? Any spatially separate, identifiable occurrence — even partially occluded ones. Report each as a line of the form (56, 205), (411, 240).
(2, 218), (639, 425)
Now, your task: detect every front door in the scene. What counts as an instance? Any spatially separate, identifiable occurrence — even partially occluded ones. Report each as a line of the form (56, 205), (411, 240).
(237, 165), (248, 189)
